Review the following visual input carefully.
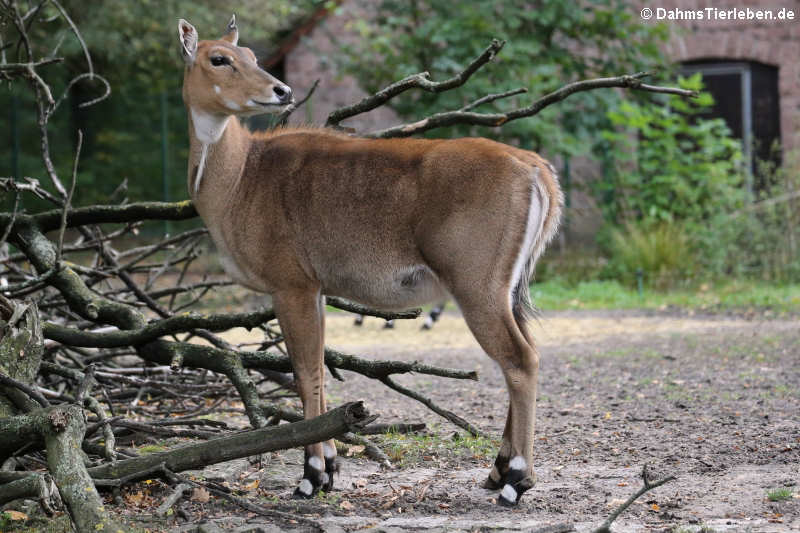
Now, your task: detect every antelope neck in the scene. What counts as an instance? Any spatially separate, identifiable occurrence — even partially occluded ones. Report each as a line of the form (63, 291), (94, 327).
(189, 107), (237, 195)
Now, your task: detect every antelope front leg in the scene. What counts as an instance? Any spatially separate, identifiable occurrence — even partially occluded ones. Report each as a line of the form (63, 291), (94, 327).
(273, 288), (331, 498)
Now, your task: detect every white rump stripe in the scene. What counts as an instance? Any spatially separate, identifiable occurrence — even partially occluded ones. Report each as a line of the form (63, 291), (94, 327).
(509, 168), (547, 308)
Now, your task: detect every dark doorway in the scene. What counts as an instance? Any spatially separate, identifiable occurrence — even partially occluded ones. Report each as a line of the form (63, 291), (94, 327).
(681, 60), (781, 191)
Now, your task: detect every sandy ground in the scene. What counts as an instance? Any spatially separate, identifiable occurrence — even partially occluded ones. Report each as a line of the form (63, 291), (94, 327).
(140, 308), (800, 532)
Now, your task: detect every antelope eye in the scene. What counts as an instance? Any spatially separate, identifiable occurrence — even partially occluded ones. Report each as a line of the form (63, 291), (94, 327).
(210, 56), (229, 67)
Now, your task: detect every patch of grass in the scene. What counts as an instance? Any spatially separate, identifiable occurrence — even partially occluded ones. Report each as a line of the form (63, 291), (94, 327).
(531, 279), (800, 312)
(137, 444), (169, 454)
(767, 487), (793, 501)
(374, 431), (499, 467)
(671, 526), (717, 533)
(315, 491), (341, 505)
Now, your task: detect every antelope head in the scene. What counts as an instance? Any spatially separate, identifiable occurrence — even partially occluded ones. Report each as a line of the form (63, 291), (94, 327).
(178, 15), (293, 119)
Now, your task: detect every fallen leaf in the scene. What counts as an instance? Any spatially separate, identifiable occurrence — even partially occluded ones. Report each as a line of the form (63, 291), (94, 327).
(126, 491), (145, 506)
(617, 482), (628, 487)
(346, 445), (365, 457)
(242, 479), (259, 491)
(353, 478), (368, 488)
(191, 487), (211, 503)
(604, 412), (612, 420)
(651, 503), (660, 511)
(3, 510), (27, 521)
(339, 500), (355, 511)
(607, 498), (626, 508)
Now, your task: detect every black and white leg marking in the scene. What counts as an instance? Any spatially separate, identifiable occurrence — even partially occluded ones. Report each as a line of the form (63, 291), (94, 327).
(294, 451), (328, 498)
(421, 302), (445, 330)
(322, 442), (339, 491)
(497, 455), (534, 506)
(483, 453), (509, 490)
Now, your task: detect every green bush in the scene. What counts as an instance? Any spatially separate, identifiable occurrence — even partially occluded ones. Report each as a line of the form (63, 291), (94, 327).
(595, 74), (745, 230)
(697, 154), (800, 281)
(607, 222), (694, 288)
(592, 74), (754, 286)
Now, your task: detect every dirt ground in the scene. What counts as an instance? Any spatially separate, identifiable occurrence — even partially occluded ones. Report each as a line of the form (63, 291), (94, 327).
(140, 308), (799, 532)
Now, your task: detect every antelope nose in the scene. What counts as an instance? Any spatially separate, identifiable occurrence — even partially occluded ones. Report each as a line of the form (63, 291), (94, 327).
(274, 84), (292, 104)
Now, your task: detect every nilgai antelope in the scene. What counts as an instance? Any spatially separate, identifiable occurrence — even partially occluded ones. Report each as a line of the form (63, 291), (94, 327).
(178, 17), (562, 506)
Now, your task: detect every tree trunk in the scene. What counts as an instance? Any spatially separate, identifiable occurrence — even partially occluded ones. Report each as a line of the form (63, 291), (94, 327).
(0, 294), (44, 418)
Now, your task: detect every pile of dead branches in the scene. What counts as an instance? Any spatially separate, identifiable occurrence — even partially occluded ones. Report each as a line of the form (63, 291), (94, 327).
(0, 2), (690, 530)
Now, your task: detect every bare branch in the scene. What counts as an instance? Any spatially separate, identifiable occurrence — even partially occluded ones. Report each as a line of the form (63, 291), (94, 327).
(53, 73), (111, 112)
(42, 308), (277, 348)
(380, 375), (485, 437)
(0, 188), (20, 250)
(592, 465), (676, 533)
(49, 0), (93, 76)
(326, 295), (421, 320)
(0, 371), (50, 407)
(276, 78), (320, 126)
(366, 72), (698, 139)
(326, 39), (506, 128)
(460, 87), (527, 112)
(0, 57), (62, 74)
(56, 130), (81, 262)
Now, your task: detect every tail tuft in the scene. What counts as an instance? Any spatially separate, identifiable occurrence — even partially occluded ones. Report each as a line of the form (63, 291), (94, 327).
(511, 256), (539, 325)
(512, 162), (564, 328)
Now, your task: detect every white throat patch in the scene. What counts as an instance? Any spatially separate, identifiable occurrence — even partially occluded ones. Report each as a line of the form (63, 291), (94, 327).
(190, 108), (230, 194)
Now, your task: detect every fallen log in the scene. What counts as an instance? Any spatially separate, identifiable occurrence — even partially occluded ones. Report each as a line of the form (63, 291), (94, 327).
(0, 472), (60, 514)
(87, 401), (373, 483)
(43, 404), (126, 532)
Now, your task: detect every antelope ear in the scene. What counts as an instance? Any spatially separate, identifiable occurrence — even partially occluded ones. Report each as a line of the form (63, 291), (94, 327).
(221, 14), (238, 46)
(178, 19), (198, 63)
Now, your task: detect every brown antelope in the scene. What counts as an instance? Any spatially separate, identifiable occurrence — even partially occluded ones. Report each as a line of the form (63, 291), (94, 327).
(178, 16), (562, 506)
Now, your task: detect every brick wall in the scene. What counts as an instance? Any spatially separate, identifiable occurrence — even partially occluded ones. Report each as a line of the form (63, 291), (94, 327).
(283, 1), (398, 133)
(642, 0), (800, 155)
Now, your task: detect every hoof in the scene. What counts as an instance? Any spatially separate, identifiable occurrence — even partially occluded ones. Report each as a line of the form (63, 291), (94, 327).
(486, 455), (534, 506)
(292, 478), (316, 499)
(482, 474), (503, 490)
(383, 320), (395, 329)
(296, 451), (334, 497)
(322, 456), (340, 492)
(495, 474), (534, 506)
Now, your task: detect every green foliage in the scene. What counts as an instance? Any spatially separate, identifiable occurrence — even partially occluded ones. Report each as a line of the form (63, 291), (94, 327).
(1, 1), (318, 208)
(595, 74), (745, 228)
(607, 222), (694, 287)
(531, 278), (800, 312)
(696, 155), (800, 281)
(374, 430), (499, 467)
(335, 0), (668, 154)
(766, 487), (793, 502)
